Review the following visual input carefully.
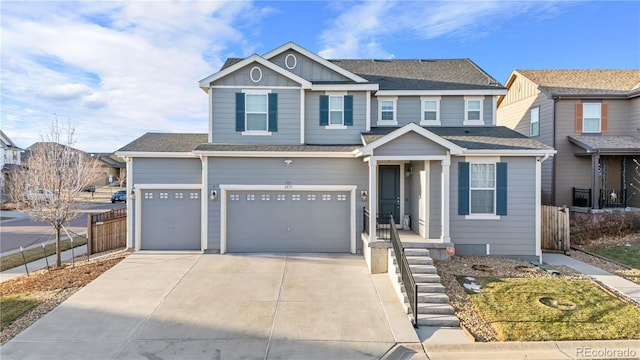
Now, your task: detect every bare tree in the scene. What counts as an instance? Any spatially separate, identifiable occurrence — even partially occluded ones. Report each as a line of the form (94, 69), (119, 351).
(8, 119), (99, 266)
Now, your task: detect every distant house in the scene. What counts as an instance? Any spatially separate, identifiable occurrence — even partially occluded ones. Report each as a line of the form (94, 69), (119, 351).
(497, 70), (640, 210)
(118, 42), (554, 264)
(91, 153), (126, 186)
(0, 129), (22, 201)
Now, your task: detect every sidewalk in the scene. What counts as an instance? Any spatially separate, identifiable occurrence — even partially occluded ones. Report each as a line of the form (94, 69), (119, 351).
(543, 253), (640, 304)
(0, 244), (88, 283)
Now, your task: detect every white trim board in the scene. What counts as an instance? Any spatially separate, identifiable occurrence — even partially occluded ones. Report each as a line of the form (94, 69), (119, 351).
(219, 184), (358, 254)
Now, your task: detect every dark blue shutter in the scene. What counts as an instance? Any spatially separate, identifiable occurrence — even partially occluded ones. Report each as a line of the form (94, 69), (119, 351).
(319, 95), (329, 126)
(496, 162), (507, 215)
(344, 95), (353, 126)
(235, 93), (245, 132)
(268, 93), (278, 132)
(458, 162), (470, 215)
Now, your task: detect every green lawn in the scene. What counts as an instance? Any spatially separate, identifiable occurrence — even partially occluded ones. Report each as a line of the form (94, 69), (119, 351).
(0, 236), (87, 272)
(0, 294), (41, 329)
(460, 276), (640, 341)
(589, 242), (640, 268)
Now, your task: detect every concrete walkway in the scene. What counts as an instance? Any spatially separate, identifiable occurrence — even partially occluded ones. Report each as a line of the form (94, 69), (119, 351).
(543, 253), (640, 304)
(1, 253), (421, 360)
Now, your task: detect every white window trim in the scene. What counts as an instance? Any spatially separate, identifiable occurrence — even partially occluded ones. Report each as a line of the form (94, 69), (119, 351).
(530, 107), (540, 137)
(242, 89), (272, 136)
(328, 95), (345, 127)
(377, 96), (398, 125)
(420, 96), (441, 126)
(325, 125), (348, 130)
(582, 102), (602, 134)
(465, 156), (500, 220)
(464, 96), (484, 125)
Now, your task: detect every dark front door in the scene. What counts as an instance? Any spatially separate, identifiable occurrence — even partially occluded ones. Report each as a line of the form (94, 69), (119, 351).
(379, 165), (400, 225)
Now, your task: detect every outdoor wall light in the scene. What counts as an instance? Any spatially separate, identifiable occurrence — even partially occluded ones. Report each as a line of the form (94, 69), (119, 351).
(130, 189), (135, 200)
(360, 190), (368, 202)
(405, 165), (413, 178)
(210, 189), (217, 201)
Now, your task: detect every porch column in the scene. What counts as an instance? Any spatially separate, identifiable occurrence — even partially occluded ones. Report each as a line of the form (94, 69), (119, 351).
(592, 153), (600, 209)
(368, 157), (377, 242)
(441, 157), (451, 243)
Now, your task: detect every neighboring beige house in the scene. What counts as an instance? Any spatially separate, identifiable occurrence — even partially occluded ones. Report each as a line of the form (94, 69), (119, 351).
(497, 70), (640, 210)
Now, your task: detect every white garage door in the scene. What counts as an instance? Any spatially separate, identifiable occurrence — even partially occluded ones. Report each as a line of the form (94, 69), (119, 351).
(140, 189), (201, 250)
(226, 190), (351, 252)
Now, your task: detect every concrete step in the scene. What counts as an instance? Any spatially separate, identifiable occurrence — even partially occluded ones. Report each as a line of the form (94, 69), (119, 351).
(403, 248), (430, 257)
(405, 256), (433, 265)
(417, 283), (445, 293)
(416, 314), (460, 327)
(408, 264), (438, 274)
(416, 292), (451, 303)
(396, 273), (441, 283)
(413, 303), (455, 315)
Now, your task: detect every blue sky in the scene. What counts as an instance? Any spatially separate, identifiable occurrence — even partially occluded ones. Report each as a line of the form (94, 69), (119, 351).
(2, 1), (639, 152)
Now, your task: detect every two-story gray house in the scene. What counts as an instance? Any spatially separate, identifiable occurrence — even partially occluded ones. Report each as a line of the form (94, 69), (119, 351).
(497, 70), (640, 210)
(117, 42), (554, 271)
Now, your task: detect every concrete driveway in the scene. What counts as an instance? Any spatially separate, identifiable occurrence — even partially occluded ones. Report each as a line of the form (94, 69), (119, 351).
(1, 253), (419, 359)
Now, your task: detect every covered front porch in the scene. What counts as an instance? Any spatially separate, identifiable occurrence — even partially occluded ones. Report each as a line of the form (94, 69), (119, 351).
(568, 135), (640, 210)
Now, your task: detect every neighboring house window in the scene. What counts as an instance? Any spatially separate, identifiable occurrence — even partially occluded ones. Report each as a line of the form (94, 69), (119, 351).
(235, 91), (278, 135)
(320, 94), (353, 128)
(464, 96), (484, 125)
(420, 96), (441, 126)
(530, 107), (540, 137)
(377, 97), (397, 125)
(582, 103), (601, 133)
(458, 161), (507, 218)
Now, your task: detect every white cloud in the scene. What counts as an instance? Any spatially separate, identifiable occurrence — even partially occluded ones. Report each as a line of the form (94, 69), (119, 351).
(1, 1), (265, 151)
(318, 1), (576, 58)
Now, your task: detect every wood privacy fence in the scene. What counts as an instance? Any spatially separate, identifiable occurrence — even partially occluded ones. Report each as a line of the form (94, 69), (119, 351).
(541, 205), (570, 254)
(87, 208), (127, 254)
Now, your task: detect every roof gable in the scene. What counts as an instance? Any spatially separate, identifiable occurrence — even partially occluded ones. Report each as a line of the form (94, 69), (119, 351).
(357, 123), (464, 156)
(262, 42), (368, 83)
(198, 54), (312, 92)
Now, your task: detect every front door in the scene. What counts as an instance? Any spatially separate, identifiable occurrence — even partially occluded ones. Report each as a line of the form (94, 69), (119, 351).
(379, 165), (400, 225)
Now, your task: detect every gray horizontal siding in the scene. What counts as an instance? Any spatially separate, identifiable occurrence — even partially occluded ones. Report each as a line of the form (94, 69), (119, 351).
(304, 91), (367, 144)
(270, 51), (350, 82)
(450, 156), (537, 256)
(440, 97), (464, 126)
(211, 88), (301, 144)
(132, 158), (202, 184)
(374, 132), (447, 156)
(206, 157), (368, 251)
(214, 63), (300, 87)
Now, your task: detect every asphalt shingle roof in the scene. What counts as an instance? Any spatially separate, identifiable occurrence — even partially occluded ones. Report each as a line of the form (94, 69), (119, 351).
(363, 126), (552, 151)
(331, 59), (504, 90)
(517, 70), (640, 96)
(118, 133), (208, 152)
(568, 135), (640, 153)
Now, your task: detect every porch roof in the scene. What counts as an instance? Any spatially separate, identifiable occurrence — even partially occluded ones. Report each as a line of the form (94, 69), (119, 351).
(568, 135), (640, 154)
(362, 126), (553, 151)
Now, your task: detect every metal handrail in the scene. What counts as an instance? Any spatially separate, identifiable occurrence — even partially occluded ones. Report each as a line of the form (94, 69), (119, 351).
(363, 207), (370, 235)
(389, 214), (418, 328)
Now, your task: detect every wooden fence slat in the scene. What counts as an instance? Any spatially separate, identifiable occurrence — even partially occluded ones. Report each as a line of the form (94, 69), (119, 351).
(89, 208), (127, 254)
(541, 205), (570, 254)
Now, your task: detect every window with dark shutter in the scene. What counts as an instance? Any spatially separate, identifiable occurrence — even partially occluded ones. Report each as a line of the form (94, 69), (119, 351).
(235, 92), (245, 132)
(458, 162), (470, 215)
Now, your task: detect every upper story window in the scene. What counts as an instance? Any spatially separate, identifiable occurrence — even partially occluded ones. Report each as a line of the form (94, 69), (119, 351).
(464, 96), (484, 125)
(320, 93), (353, 129)
(235, 91), (278, 135)
(530, 107), (540, 137)
(246, 94), (268, 131)
(420, 96), (441, 126)
(377, 97), (397, 125)
(582, 103), (601, 133)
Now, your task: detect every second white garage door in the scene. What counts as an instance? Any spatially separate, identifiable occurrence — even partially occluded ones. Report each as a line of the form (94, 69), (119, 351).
(226, 190), (351, 252)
